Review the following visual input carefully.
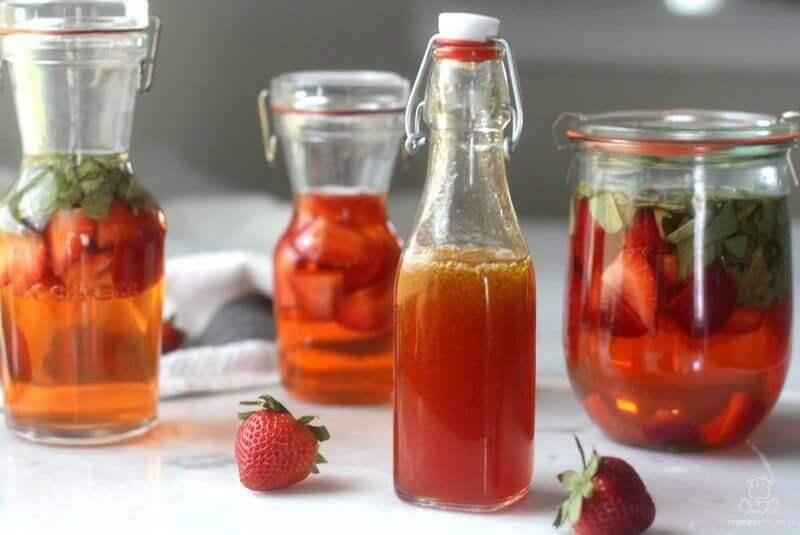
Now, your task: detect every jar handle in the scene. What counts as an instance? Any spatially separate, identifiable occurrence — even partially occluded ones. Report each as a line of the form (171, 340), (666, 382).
(258, 89), (278, 165)
(779, 111), (800, 186)
(553, 112), (584, 150)
(138, 15), (162, 93)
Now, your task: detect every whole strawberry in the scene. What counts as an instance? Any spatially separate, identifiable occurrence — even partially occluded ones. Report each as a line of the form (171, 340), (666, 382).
(162, 317), (186, 353)
(554, 437), (655, 535)
(235, 394), (330, 491)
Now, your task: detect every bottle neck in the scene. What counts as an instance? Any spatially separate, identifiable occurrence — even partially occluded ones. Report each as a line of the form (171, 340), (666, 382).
(406, 54), (527, 258)
(276, 112), (404, 195)
(3, 33), (147, 156)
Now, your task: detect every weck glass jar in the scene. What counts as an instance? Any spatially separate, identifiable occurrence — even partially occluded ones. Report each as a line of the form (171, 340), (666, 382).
(0, 1), (165, 444)
(556, 109), (796, 450)
(259, 71), (408, 404)
(394, 13), (535, 511)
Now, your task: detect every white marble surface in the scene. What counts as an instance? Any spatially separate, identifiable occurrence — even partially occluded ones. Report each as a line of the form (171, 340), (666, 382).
(1, 193), (799, 534)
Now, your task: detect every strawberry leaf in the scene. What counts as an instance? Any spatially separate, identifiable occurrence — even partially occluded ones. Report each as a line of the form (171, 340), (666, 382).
(554, 437), (599, 530)
(557, 469), (581, 492)
(308, 424), (330, 442)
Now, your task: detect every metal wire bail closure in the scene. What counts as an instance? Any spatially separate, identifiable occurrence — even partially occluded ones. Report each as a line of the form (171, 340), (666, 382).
(404, 35), (525, 160)
(779, 110), (800, 186)
(138, 15), (161, 93)
(258, 89), (278, 165)
(552, 112), (584, 151)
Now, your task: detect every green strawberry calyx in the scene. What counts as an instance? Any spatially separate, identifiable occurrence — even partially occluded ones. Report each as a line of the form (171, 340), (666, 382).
(553, 436), (600, 529)
(238, 394), (331, 473)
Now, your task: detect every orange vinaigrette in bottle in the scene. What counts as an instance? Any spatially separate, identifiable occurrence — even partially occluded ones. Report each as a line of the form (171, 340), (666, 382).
(394, 13), (535, 511)
(0, 3), (164, 444)
(260, 71), (409, 404)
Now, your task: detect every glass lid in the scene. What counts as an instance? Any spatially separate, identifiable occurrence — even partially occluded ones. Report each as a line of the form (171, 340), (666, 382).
(0, 0), (149, 33)
(270, 71), (409, 115)
(565, 109), (800, 145)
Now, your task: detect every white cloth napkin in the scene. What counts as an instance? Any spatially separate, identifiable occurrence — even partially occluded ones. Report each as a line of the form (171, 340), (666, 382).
(160, 251), (279, 398)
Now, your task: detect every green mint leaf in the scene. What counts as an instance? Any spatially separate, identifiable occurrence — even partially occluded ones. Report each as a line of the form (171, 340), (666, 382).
(757, 202), (776, 236)
(706, 201), (739, 243)
(677, 239), (694, 280)
(6, 155), (150, 227)
(613, 193), (635, 227)
(589, 192), (624, 234)
(666, 218), (694, 244)
(723, 235), (748, 260)
(743, 247), (770, 303)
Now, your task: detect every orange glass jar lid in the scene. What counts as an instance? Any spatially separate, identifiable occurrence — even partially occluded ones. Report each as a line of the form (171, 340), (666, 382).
(557, 109), (800, 156)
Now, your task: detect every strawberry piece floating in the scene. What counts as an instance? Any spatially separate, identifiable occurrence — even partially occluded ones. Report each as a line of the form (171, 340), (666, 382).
(670, 262), (737, 336)
(45, 209), (97, 277)
(0, 233), (47, 292)
(336, 279), (392, 332)
(290, 270), (343, 322)
(572, 198), (605, 273)
(598, 250), (657, 337)
(97, 201), (165, 292)
(702, 392), (766, 445)
(292, 219), (371, 268)
(555, 437), (655, 535)
(235, 394), (330, 491)
(624, 209), (673, 254)
(722, 307), (765, 335)
(642, 409), (700, 448)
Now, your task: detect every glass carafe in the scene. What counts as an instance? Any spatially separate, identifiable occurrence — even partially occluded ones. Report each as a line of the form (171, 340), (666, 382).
(394, 14), (535, 512)
(0, 1), (164, 444)
(259, 71), (408, 404)
(556, 110), (796, 449)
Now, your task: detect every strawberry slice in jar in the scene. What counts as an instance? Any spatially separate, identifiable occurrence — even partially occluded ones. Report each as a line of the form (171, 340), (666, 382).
(642, 409), (701, 447)
(336, 277), (393, 333)
(289, 269), (343, 322)
(45, 209), (97, 277)
(0, 232), (47, 292)
(597, 250), (657, 337)
(292, 219), (371, 269)
(670, 262), (737, 336)
(62, 251), (114, 295)
(702, 392), (766, 445)
(97, 200), (165, 293)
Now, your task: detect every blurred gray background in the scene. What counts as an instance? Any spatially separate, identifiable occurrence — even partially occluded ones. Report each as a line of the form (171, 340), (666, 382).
(2, 0), (800, 222)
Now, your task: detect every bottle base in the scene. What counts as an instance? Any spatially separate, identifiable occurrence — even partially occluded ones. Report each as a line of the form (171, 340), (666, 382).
(6, 416), (156, 446)
(394, 483), (531, 513)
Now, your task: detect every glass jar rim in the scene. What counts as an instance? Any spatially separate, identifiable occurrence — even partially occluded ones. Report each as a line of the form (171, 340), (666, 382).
(562, 109), (800, 155)
(270, 70), (409, 116)
(0, 0), (148, 34)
